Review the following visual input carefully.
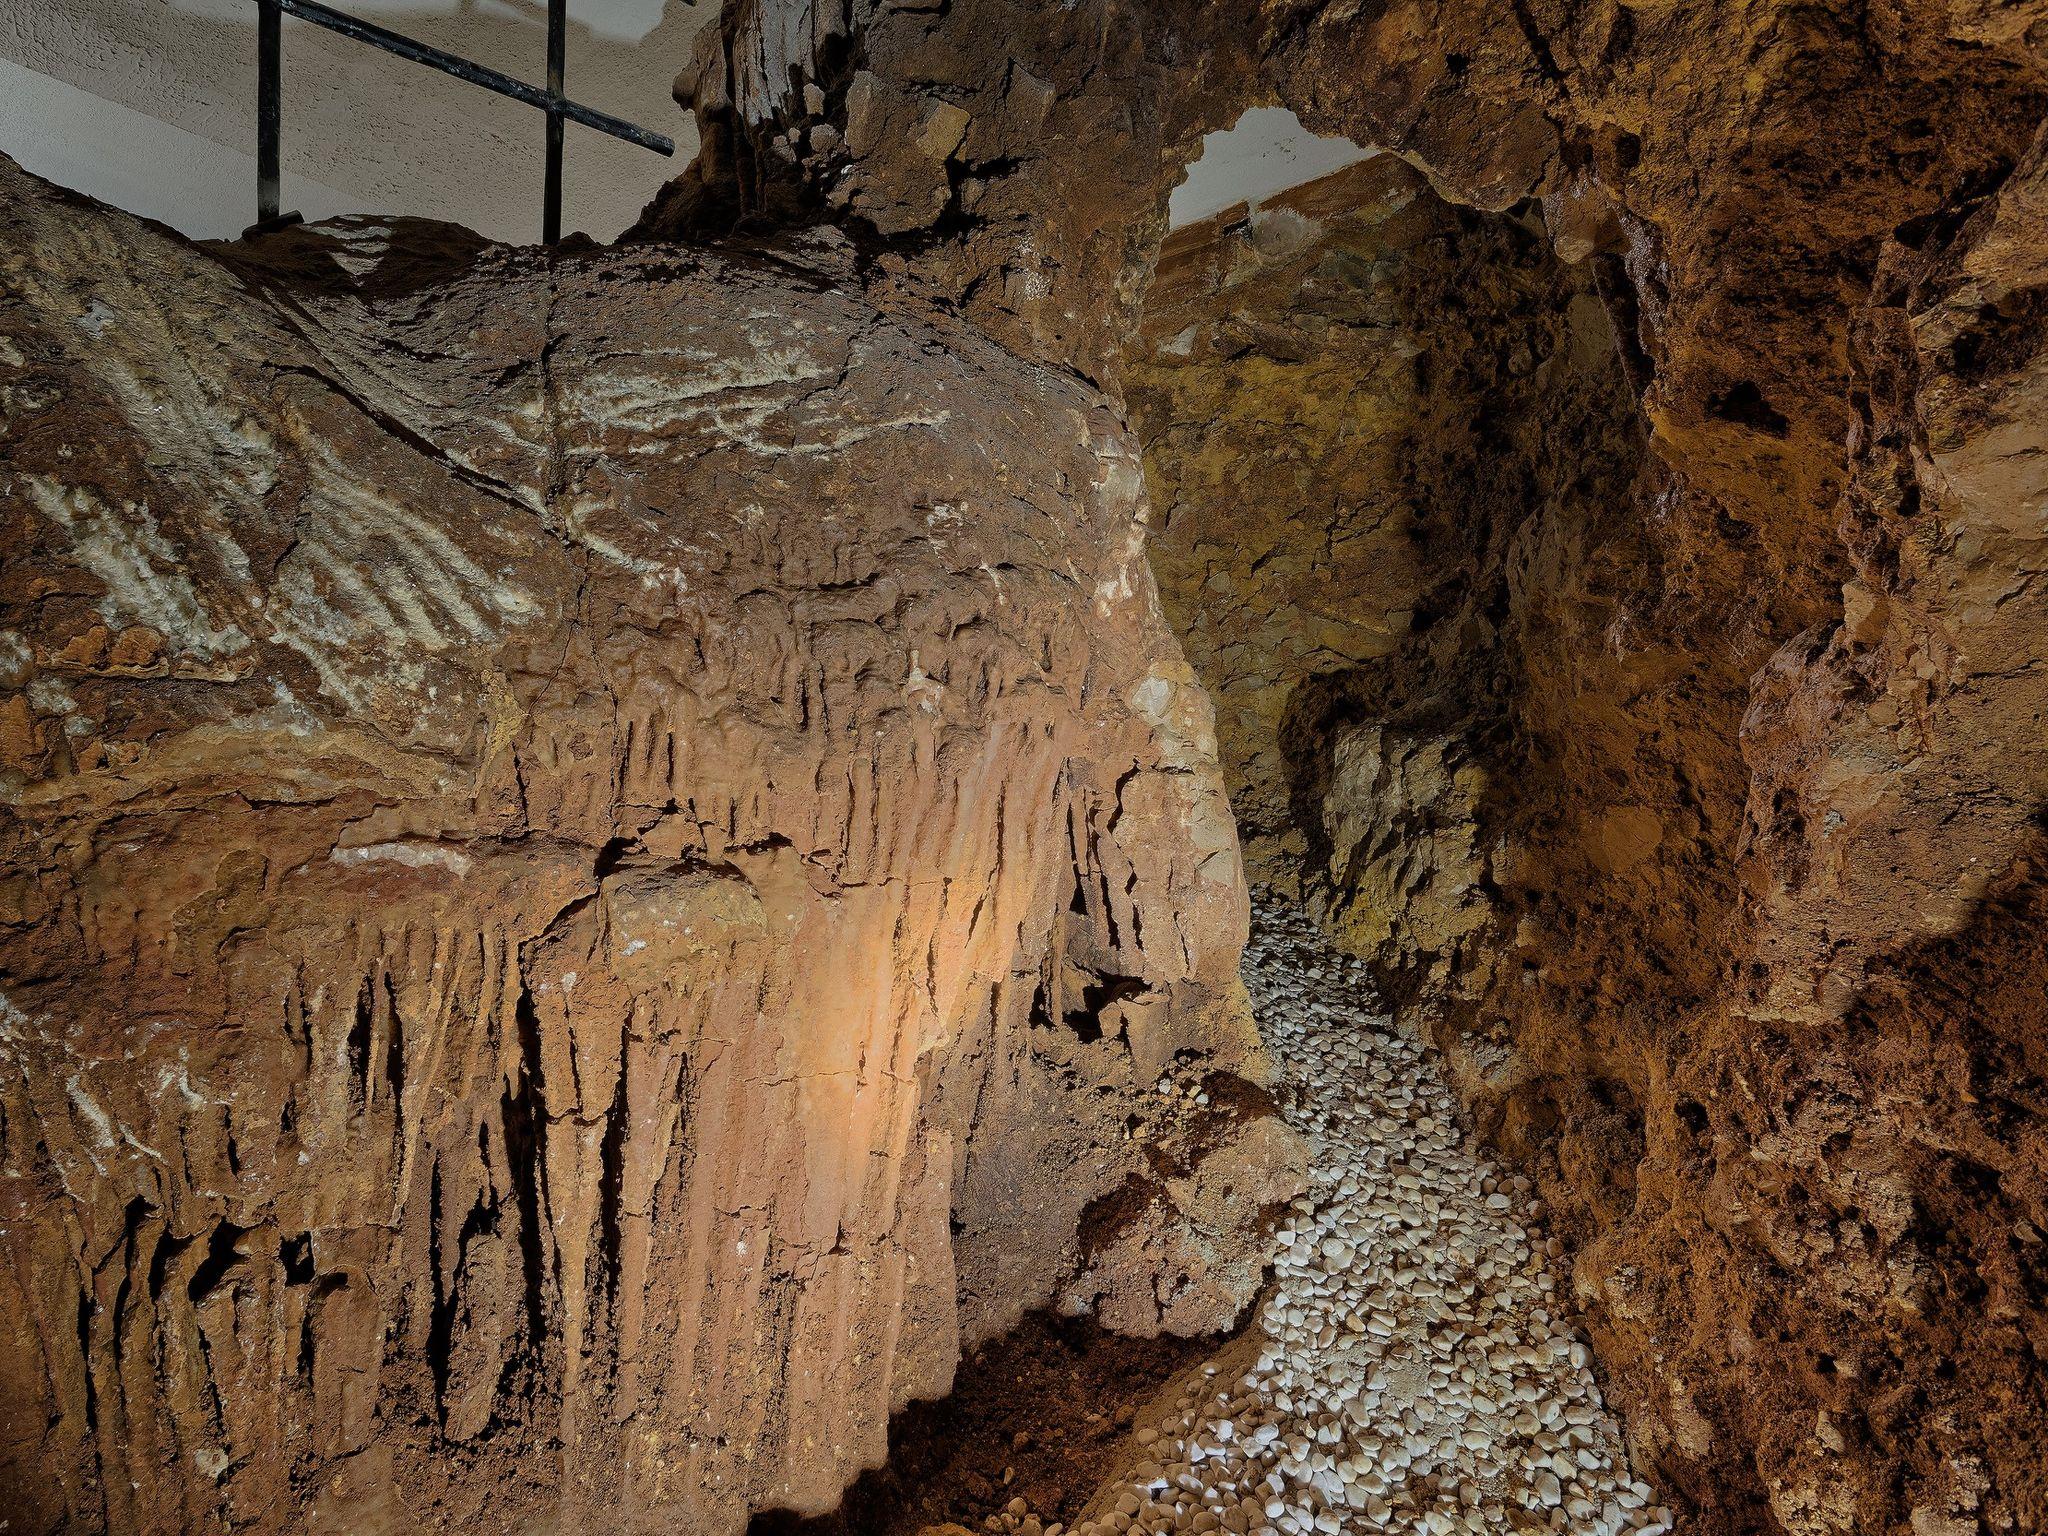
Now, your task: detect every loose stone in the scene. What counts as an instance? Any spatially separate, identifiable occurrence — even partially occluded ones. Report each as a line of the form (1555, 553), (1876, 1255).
(1009, 901), (1667, 1536)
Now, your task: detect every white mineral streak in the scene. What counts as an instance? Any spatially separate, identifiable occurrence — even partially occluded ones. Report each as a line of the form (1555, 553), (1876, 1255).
(23, 477), (250, 659)
(328, 842), (473, 876)
(990, 898), (1674, 1536)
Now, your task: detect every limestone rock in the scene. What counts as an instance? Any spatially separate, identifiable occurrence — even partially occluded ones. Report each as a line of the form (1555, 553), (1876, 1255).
(1128, 154), (1640, 990)
(0, 160), (1299, 1536)
(1121, 65), (2048, 1532)
(1059, 1095), (1307, 1337)
(13, 0), (2048, 1522)
(674, 0), (2048, 1524)
(1317, 724), (1492, 987)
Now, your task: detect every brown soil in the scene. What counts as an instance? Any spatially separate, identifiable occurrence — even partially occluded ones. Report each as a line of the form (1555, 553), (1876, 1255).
(748, 1312), (1224, 1536)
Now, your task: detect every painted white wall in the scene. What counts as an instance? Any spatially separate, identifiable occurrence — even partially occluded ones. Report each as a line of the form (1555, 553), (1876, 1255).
(0, 0), (706, 243)
(0, 54), (361, 231)
(1170, 106), (1372, 229)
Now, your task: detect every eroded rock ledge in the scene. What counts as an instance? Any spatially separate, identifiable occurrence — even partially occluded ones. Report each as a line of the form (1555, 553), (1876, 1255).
(0, 162), (1301, 1536)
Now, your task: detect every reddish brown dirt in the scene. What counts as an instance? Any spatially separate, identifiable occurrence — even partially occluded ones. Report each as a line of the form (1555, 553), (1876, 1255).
(748, 1313), (1220, 1536)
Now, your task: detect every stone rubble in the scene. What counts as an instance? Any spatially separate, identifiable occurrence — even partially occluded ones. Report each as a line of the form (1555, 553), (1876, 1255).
(986, 897), (1673, 1536)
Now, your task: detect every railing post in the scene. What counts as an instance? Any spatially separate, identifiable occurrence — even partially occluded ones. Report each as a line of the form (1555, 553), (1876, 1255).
(257, 0), (282, 225)
(235, 0), (671, 245)
(542, 0), (564, 243)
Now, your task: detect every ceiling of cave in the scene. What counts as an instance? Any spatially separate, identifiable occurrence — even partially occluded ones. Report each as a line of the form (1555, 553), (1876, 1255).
(4, 2), (1369, 246)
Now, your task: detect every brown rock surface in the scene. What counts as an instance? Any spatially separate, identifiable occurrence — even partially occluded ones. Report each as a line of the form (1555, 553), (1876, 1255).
(1123, 96), (2048, 1536)
(1127, 157), (1640, 910)
(9, 0), (2048, 1527)
(1125, 129), (2048, 1530)
(0, 162), (1300, 1535)
(646, 0), (2048, 1524)
(645, 0), (1253, 368)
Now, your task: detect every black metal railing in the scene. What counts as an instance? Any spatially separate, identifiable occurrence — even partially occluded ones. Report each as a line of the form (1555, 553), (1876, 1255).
(251, 0), (674, 242)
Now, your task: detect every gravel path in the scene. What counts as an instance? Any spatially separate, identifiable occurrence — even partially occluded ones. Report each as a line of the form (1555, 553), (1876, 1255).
(986, 899), (1673, 1536)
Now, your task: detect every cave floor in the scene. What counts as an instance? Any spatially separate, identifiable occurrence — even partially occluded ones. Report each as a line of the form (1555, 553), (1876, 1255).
(763, 899), (1678, 1536)
(990, 898), (1675, 1536)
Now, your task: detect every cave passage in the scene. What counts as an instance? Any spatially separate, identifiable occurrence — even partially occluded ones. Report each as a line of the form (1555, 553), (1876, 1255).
(999, 132), (1669, 1536)
(744, 128), (1671, 1536)
(12, 2), (2044, 1530)
(1050, 901), (1666, 1534)
(751, 906), (1667, 1536)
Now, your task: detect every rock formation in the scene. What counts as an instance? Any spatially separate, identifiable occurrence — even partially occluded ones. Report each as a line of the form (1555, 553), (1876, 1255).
(1127, 156), (1641, 915)
(0, 162), (1301, 1535)
(1132, 130), (2048, 1536)
(1050, 900), (1673, 1536)
(657, 0), (2048, 1529)
(7, 0), (2048, 1528)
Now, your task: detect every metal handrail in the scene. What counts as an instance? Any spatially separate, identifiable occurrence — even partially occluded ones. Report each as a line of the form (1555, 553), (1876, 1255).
(251, 0), (675, 243)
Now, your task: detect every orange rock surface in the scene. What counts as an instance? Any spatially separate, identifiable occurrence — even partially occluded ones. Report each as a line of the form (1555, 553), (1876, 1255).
(0, 168), (1299, 1535)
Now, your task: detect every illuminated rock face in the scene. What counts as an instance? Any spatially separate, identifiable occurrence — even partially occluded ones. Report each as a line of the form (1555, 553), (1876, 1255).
(680, 0), (2044, 1513)
(11, 0), (2048, 1524)
(0, 163), (1299, 1536)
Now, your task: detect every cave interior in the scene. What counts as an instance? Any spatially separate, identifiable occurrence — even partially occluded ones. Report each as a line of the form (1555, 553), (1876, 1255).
(1, 3), (2046, 1536)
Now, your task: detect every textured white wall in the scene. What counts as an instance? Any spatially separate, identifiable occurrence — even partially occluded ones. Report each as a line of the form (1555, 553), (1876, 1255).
(1170, 107), (1372, 229)
(0, 0), (705, 242)
(0, 55), (361, 233)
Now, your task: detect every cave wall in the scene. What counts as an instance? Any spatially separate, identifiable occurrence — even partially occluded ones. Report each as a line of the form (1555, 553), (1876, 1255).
(0, 162), (1302, 1535)
(1125, 156), (1641, 917)
(4, 0), (2048, 1527)
(661, 1), (2048, 1531)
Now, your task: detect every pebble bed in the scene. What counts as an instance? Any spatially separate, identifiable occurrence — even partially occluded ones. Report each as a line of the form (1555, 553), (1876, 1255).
(987, 899), (1673, 1536)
